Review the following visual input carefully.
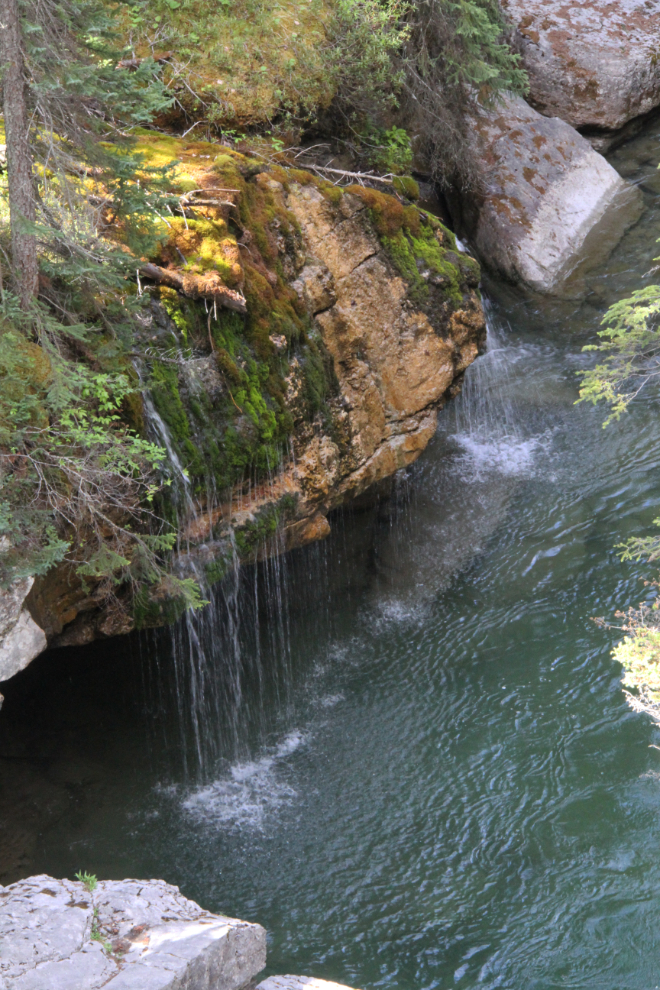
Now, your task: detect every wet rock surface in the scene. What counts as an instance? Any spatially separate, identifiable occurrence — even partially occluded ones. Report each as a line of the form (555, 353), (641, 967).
(451, 96), (642, 292)
(0, 137), (486, 664)
(0, 875), (266, 989)
(500, 0), (660, 144)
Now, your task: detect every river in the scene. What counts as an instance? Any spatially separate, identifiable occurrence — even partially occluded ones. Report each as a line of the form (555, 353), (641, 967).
(2, 123), (660, 990)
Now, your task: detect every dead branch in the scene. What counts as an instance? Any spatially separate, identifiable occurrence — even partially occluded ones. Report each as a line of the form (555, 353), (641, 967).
(184, 199), (237, 209)
(294, 163), (394, 186)
(139, 262), (247, 313)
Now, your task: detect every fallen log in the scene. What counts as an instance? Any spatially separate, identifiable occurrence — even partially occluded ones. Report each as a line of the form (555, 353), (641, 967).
(140, 263), (247, 314)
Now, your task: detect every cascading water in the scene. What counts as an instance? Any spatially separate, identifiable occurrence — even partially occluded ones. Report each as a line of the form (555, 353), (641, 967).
(141, 367), (300, 780)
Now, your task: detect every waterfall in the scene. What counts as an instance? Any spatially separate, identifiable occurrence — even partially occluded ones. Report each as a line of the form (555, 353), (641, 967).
(140, 377), (299, 782)
(367, 299), (549, 614)
(440, 299), (545, 477)
(139, 299), (543, 786)
(142, 391), (197, 519)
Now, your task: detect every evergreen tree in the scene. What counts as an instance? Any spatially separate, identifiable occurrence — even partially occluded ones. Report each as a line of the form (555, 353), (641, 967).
(0, 0), (38, 306)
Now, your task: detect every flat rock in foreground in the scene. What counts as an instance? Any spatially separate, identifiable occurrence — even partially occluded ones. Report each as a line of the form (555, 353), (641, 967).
(0, 875), (266, 990)
(450, 96), (642, 293)
(259, 978), (359, 990)
(500, 0), (660, 144)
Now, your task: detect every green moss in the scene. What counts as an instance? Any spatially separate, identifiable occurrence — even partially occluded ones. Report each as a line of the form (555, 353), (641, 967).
(382, 222), (463, 306)
(213, 152), (242, 175)
(151, 362), (189, 441)
(160, 289), (196, 341)
(132, 137), (340, 507)
(392, 176), (420, 201)
(120, 389), (145, 434)
(150, 360), (205, 478)
(319, 181), (343, 206)
(233, 495), (297, 558)
(203, 553), (231, 587)
(345, 184), (420, 238)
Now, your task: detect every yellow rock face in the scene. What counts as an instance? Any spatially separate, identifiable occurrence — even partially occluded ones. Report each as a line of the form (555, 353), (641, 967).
(284, 182), (484, 526)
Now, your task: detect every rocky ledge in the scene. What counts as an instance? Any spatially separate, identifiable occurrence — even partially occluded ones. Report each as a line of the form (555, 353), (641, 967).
(0, 875), (363, 990)
(0, 875), (266, 990)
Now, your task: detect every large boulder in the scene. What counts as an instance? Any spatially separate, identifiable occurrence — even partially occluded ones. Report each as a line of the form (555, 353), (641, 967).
(0, 577), (46, 688)
(500, 0), (660, 145)
(0, 875), (266, 990)
(15, 168), (485, 658)
(449, 96), (642, 293)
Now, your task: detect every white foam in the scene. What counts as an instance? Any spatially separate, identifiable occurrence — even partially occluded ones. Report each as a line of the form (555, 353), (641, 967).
(275, 729), (307, 757)
(451, 433), (544, 479)
(181, 730), (307, 828)
(369, 596), (429, 630)
(319, 694), (344, 708)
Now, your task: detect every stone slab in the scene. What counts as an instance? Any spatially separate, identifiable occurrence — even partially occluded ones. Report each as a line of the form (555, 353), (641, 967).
(259, 977), (360, 990)
(0, 578), (46, 685)
(0, 875), (266, 990)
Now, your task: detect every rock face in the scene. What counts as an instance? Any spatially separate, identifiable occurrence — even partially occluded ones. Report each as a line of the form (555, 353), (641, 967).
(0, 578), (46, 687)
(500, 0), (660, 146)
(449, 96), (642, 292)
(0, 875), (266, 990)
(13, 169), (485, 657)
(283, 182), (483, 509)
(176, 183), (484, 564)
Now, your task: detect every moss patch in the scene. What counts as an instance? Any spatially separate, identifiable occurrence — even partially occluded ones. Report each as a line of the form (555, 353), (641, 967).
(233, 495), (297, 559)
(343, 185), (471, 306)
(120, 0), (332, 132)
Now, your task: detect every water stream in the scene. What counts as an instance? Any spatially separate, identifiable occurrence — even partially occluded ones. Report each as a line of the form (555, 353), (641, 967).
(3, 123), (660, 989)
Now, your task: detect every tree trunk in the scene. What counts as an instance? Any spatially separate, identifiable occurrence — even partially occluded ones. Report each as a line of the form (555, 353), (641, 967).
(0, 0), (38, 308)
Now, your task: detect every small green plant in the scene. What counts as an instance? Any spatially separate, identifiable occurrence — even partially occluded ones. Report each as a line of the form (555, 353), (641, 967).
(91, 906), (113, 952)
(376, 126), (413, 174)
(75, 871), (98, 892)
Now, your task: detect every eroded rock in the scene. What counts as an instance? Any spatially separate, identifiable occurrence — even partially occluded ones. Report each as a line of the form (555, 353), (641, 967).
(286, 183), (483, 504)
(500, 0), (660, 146)
(0, 875), (266, 990)
(450, 96), (642, 292)
(0, 577), (47, 684)
(180, 182), (485, 560)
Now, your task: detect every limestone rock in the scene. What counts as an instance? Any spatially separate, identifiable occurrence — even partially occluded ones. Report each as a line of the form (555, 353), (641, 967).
(259, 977), (359, 990)
(450, 96), (642, 292)
(176, 183), (485, 567)
(291, 262), (336, 315)
(0, 875), (266, 990)
(500, 0), (660, 145)
(0, 577), (47, 683)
